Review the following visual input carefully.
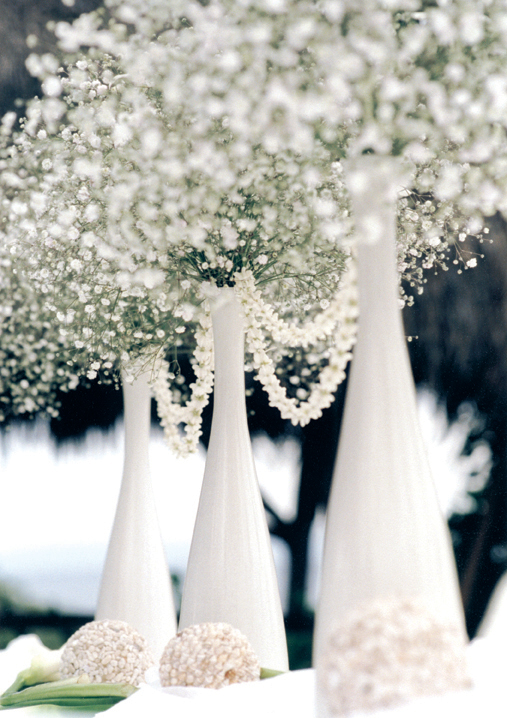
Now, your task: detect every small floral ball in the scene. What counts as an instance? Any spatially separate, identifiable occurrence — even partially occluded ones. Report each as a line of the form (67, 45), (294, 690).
(318, 596), (472, 715)
(159, 622), (261, 689)
(60, 619), (154, 686)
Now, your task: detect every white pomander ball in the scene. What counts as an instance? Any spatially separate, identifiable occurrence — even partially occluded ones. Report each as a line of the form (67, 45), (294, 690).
(60, 619), (154, 686)
(319, 596), (472, 715)
(159, 622), (260, 689)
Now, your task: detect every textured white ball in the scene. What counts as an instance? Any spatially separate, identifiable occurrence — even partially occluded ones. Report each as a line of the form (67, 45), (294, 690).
(60, 619), (154, 686)
(159, 622), (260, 689)
(319, 596), (472, 715)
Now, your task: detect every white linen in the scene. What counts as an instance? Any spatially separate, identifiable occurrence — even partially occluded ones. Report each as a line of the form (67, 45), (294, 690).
(1, 637), (506, 717)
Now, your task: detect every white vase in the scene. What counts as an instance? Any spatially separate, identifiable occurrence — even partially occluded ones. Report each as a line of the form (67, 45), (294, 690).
(95, 372), (177, 660)
(313, 155), (466, 668)
(178, 288), (289, 672)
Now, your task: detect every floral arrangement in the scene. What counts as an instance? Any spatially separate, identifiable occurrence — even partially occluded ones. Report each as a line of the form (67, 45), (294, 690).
(1, 0), (500, 449)
(0, 114), (86, 422)
(0, 238), (79, 422)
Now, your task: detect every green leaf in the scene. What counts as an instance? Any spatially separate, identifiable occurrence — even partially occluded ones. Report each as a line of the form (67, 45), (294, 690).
(0, 678), (137, 711)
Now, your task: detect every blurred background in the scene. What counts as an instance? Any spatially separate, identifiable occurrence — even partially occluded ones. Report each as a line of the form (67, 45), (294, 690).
(1, 0), (507, 670)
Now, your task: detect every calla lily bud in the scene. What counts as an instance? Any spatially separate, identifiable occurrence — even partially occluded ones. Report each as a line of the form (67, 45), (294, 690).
(2, 644), (63, 697)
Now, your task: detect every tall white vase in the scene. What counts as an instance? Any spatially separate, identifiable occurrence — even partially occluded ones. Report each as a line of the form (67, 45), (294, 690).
(178, 288), (289, 672)
(313, 156), (466, 666)
(95, 372), (177, 660)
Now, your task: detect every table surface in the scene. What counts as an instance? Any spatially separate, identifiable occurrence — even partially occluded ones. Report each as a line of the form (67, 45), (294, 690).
(1, 635), (506, 717)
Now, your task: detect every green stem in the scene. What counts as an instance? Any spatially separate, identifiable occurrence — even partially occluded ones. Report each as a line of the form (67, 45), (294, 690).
(260, 667), (285, 679)
(0, 680), (137, 710)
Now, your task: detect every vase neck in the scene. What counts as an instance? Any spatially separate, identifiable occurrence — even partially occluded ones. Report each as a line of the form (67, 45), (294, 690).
(121, 371), (151, 468)
(346, 156), (406, 328)
(356, 209), (400, 325)
(209, 288), (247, 417)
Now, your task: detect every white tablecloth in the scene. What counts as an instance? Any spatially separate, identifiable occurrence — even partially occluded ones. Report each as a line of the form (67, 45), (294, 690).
(1, 635), (506, 717)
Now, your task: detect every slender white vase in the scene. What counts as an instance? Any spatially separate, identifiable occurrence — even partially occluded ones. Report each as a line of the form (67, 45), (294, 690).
(95, 372), (177, 659)
(178, 288), (289, 672)
(313, 156), (466, 667)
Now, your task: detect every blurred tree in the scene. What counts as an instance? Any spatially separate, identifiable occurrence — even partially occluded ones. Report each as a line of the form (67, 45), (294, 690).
(404, 223), (507, 636)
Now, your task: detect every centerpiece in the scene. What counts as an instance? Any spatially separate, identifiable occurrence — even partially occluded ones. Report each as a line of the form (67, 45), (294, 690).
(3, 0), (504, 684)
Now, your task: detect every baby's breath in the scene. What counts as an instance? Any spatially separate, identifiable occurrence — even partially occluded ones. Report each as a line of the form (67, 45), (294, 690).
(152, 311), (214, 457)
(2, 0), (502, 438)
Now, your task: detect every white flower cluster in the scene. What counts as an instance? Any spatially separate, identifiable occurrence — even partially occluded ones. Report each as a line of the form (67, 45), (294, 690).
(79, 0), (507, 217)
(236, 264), (358, 425)
(0, 120), (86, 422)
(152, 312), (214, 457)
(0, 241), (81, 422)
(152, 260), (357, 443)
(1, 0), (498, 436)
(20, 0), (492, 295)
(0, 100), (204, 395)
(397, 163), (488, 300)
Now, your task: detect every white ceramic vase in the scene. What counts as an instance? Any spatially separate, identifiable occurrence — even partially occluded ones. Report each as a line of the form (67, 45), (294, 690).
(95, 371), (177, 660)
(178, 288), (289, 672)
(313, 155), (466, 667)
